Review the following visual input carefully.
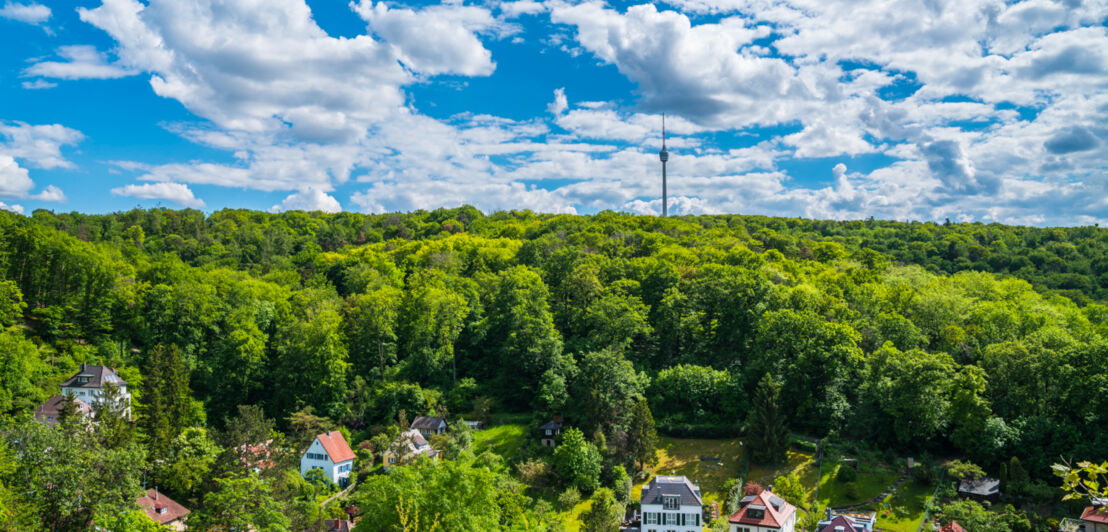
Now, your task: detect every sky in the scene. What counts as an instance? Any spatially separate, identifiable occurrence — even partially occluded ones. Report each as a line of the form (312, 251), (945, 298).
(0, 0), (1106, 225)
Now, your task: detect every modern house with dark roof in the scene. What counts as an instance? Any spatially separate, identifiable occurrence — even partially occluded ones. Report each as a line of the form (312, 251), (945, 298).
(640, 475), (704, 532)
(60, 363), (131, 418)
(729, 487), (797, 532)
(33, 394), (92, 426)
(410, 416), (447, 439)
(300, 431), (356, 487)
(957, 477), (1000, 501)
(136, 488), (190, 530)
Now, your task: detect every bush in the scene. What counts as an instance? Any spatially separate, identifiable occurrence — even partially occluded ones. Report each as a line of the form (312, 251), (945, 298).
(558, 487), (581, 511)
(837, 464), (858, 483)
(791, 439), (818, 453)
(912, 465), (938, 484)
(844, 481), (859, 500)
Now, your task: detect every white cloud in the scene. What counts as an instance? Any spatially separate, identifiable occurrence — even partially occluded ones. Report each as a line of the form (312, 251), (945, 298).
(548, 87), (568, 115)
(0, 155), (33, 198)
(271, 188), (341, 213)
(24, 45), (134, 80)
(32, 184), (65, 202)
(352, 1), (499, 77)
(21, 79), (56, 89)
(111, 182), (204, 208)
(0, 121), (85, 169)
(0, 201), (24, 214)
(0, 2), (49, 24)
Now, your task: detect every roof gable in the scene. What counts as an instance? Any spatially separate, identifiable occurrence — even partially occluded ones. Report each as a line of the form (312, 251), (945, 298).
(411, 416), (446, 430)
(1083, 505), (1108, 524)
(641, 475), (702, 507)
(316, 431), (355, 463)
(137, 489), (190, 524)
(729, 489), (796, 527)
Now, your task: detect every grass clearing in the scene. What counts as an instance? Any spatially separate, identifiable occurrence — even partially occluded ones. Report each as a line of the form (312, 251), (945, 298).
(815, 459), (901, 508)
(633, 436), (744, 505)
(874, 478), (934, 532)
(560, 498), (593, 532)
(473, 424), (527, 462)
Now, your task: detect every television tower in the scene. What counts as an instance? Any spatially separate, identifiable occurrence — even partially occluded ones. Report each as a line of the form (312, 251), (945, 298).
(659, 114), (669, 217)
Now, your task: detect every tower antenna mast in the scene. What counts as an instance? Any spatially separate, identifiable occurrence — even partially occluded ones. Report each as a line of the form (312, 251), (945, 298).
(659, 114), (669, 217)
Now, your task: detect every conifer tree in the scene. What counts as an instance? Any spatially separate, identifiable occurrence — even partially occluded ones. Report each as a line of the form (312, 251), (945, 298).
(746, 373), (788, 464)
(627, 397), (658, 473)
(141, 344), (192, 458)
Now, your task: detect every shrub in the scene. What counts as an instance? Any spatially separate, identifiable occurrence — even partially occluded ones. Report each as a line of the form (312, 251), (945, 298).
(844, 481), (859, 500)
(558, 487), (581, 511)
(837, 464), (858, 483)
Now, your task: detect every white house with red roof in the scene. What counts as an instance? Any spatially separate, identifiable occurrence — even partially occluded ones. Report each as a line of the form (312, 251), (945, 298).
(1066, 500), (1108, 532)
(729, 487), (797, 532)
(136, 488), (190, 531)
(300, 431), (356, 487)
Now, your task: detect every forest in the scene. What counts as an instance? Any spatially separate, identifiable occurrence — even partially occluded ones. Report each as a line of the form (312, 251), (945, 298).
(0, 206), (1105, 531)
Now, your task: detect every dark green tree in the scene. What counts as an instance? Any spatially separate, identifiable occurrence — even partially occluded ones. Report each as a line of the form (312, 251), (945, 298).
(626, 397), (658, 473)
(746, 373), (788, 464)
(552, 427), (603, 493)
(141, 344), (194, 458)
(581, 488), (623, 532)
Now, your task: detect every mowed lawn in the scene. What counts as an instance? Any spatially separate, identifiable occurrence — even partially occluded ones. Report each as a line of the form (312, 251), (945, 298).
(815, 460), (902, 508)
(472, 424), (527, 463)
(633, 436), (744, 505)
(874, 479), (935, 531)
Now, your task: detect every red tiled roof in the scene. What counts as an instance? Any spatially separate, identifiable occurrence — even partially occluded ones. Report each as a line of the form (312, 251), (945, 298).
(318, 431), (355, 463)
(1083, 506), (1108, 524)
(729, 488), (795, 527)
(940, 521), (966, 532)
(136, 489), (190, 524)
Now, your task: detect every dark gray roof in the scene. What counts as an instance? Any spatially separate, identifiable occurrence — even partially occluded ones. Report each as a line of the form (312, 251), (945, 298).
(959, 477), (1000, 496)
(60, 364), (127, 388)
(411, 416), (446, 430)
(539, 420), (562, 430)
(641, 475), (702, 507)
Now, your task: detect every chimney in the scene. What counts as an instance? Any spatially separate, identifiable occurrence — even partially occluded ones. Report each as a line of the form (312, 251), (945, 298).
(826, 507), (833, 520)
(80, 362), (86, 371)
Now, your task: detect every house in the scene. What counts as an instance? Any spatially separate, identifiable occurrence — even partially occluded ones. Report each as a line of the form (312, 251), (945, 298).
(729, 487), (797, 532)
(382, 429), (440, 468)
(300, 431), (355, 487)
(539, 419), (562, 447)
(816, 509), (875, 532)
(957, 477), (1000, 501)
(410, 416), (447, 439)
(640, 475), (704, 532)
(60, 363), (132, 419)
(1063, 500), (1108, 532)
(939, 521), (966, 532)
(238, 438), (275, 473)
(33, 395), (92, 426)
(136, 488), (190, 531)
(322, 518), (355, 532)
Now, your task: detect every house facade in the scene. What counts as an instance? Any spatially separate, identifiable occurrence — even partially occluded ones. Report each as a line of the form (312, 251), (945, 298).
(33, 395), (92, 426)
(300, 431), (355, 486)
(382, 429), (440, 468)
(539, 420), (562, 447)
(640, 475), (704, 532)
(136, 488), (190, 531)
(411, 416), (447, 439)
(816, 509), (875, 532)
(729, 488), (797, 532)
(60, 364), (132, 419)
(1072, 502), (1108, 532)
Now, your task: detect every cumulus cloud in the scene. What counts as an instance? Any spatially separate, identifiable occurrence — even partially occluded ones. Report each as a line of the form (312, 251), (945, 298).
(32, 184), (65, 202)
(0, 201), (24, 214)
(0, 2), (49, 24)
(24, 45), (135, 79)
(271, 188), (341, 213)
(352, 1), (499, 77)
(110, 182), (204, 208)
(0, 121), (85, 169)
(1044, 126), (1100, 154)
(0, 155), (33, 198)
(548, 88), (568, 115)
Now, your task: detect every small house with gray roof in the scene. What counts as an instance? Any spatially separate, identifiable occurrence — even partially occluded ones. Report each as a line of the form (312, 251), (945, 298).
(410, 416), (447, 439)
(641, 475), (704, 532)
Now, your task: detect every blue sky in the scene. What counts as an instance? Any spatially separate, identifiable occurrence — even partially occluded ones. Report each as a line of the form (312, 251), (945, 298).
(1, 0), (1106, 225)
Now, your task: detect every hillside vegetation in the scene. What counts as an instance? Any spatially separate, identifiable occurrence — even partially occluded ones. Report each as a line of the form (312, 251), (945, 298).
(0, 207), (1104, 530)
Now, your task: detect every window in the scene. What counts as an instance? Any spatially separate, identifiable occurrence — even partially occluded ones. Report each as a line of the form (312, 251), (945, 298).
(662, 495), (679, 510)
(644, 513), (659, 525)
(663, 513), (678, 525)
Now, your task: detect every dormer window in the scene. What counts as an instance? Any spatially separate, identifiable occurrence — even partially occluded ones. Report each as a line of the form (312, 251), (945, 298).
(662, 495), (680, 510)
(746, 505), (766, 519)
(77, 376), (90, 384)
